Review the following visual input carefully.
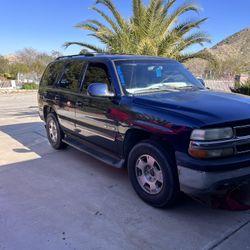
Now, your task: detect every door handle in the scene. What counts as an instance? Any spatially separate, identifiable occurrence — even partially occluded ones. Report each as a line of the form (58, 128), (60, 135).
(75, 101), (83, 107)
(54, 95), (60, 101)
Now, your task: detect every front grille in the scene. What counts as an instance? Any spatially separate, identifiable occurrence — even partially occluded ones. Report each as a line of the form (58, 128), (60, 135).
(235, 125), (250, 137)
(236, 143), (250, 153)
(234, 125), (250, 154)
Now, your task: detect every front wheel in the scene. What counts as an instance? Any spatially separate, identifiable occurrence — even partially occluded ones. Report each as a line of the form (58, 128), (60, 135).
(46, 113), (67, 150)
(128, 140), (179, 208)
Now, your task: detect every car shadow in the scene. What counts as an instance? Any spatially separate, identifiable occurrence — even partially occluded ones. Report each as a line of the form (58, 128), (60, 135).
(1, 121), (250, 249)
(0, 121), (249, 214)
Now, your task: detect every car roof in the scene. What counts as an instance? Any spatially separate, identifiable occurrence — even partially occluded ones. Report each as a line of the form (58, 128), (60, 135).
(55, 54), (176, 63)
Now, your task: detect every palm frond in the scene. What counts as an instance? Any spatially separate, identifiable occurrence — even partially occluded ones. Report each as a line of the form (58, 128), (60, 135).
(95, 0), (126, 29)
(133, 0), (144, 24)
(178, 50), (216, 63)
(163, 2), (201, 32)
(173, 18), (208, 35)
(144, 0), (164, 33)
(76, 23), (99, 33)
(91, 6), (120, 33)
(76, 20), (111, 32)
(161, 0), (176, 17)
(177, 32), (211, 52)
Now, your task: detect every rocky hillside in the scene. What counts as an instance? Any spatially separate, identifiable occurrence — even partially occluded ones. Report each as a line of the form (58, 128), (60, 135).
(186, 28), (250, 77)
(208, 28), (250, 62)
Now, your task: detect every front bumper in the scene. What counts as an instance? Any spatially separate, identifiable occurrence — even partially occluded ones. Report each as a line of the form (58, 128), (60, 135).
(178, 165), (250, 194)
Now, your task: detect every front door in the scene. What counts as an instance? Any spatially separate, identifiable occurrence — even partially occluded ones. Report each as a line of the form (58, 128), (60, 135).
(75, 62), (119, 154)
(55, 60), (86, 131)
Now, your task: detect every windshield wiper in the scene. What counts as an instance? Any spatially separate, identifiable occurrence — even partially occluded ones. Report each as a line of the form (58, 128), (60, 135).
(131, 87), (162, 94)
(129, 84), (201, 94)
(177, 85), (203, 90)
(163, 85), (201, 90)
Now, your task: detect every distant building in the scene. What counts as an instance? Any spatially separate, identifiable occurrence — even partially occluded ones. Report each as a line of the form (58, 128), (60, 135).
(17, 72), (41, 84)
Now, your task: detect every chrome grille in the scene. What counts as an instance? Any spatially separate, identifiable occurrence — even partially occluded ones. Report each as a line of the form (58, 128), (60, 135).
(235, 125), (250, 138)
(236, 143), (250, 153)
(234, 125), (250, 154)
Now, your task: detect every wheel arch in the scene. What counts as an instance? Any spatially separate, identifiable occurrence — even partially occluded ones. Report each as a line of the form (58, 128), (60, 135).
(43, 105), (55, 122)
(123, 128), (176, 166)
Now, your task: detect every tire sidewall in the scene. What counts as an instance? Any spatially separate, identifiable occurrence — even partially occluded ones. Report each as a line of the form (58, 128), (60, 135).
(128, 141), (179, 207)
(46, 113), (63, 149)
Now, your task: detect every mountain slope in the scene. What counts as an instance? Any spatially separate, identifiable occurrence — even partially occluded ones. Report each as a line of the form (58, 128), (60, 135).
(186, 28), (250, 76)
(208, 28), (250, 62)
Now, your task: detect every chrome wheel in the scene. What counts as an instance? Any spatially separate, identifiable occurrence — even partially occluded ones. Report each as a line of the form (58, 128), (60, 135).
(48, 119), (58, 143)
(135, 154), (163, 195)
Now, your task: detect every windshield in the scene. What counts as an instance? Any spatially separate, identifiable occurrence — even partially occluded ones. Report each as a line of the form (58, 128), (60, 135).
(114, 59), (204, 94)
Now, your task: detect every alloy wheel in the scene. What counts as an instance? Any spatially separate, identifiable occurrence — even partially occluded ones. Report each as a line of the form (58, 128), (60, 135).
(135, 154), (164, 195)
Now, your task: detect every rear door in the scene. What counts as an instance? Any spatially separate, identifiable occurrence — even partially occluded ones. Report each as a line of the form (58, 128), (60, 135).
(75, 62), (120, 153)
(39, 61), (64, 102)
(55, 60), (87, 132)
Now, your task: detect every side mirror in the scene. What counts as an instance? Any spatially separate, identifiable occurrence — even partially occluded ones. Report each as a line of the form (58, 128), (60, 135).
(87, 83), (115, 98)
(197, 78), (205, 86)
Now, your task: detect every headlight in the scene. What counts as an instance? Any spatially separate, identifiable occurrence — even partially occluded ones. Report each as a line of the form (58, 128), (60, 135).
(189, 127), (234, 159)
(190, 127), (233, 141)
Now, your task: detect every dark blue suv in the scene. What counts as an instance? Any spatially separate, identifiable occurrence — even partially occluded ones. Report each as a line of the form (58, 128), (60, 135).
(38, 54), (250, 207)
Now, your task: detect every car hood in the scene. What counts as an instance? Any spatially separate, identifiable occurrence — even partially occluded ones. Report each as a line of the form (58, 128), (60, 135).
(133, 90), (250, 127)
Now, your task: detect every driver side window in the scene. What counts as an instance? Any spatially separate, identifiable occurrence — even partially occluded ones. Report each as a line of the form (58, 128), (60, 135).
(83, 63), (112, 92)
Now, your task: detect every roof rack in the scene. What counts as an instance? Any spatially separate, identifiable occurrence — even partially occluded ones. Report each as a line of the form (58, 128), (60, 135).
(55, 52), (110, 61)
(55, 54), (83, 60)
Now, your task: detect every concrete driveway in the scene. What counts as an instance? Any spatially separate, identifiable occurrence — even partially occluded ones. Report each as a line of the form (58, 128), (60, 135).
(0, 92), (249, 250)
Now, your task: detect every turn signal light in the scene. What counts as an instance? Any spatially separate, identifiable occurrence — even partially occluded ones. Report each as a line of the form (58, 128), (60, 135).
(188, 147), (234, 159)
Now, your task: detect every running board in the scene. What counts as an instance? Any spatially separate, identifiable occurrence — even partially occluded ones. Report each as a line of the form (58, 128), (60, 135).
(62, 136), (125, 169)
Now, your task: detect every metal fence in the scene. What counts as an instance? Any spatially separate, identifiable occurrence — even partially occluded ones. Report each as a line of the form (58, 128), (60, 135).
(0, 80), (33, 89)
(0, 81), (12, 88)
(204, 80), (234, 92)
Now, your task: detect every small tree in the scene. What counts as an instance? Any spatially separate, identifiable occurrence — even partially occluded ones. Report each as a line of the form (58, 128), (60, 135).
(0, 56), (9, 75)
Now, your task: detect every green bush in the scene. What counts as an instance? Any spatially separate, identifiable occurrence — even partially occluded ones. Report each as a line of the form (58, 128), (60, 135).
(231, 78), (250, 96)
(3, 72), (15, 80)
(21, 83), (39, 90)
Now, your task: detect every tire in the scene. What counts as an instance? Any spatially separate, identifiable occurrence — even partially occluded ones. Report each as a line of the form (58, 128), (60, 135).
(128, 140), (180, 208)
(46, 113), (67, 150)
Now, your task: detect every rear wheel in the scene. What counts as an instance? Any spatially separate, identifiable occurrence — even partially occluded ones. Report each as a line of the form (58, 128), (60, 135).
(46, 113), (67, 150)
(128, 140), (179, 208)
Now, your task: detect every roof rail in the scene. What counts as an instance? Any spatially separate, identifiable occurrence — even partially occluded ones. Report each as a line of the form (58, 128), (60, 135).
(83, 52), (97, 57)
(55, 54), (83, 60)
(82, 52), (111, 56)
(55, 52), (109, 60)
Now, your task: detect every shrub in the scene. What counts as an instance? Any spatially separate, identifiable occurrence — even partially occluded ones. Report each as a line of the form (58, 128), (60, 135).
(3, 73), (15, 80)
(21, 83), (39, 90)
(231, 78), (250, 96)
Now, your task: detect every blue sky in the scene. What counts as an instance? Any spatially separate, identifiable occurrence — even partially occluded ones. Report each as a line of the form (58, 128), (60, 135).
(0, 0), (249, 55)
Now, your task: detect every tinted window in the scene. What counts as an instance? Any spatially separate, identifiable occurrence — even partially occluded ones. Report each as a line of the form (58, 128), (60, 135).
(40, 62), (63, 86)
(58, 60), (85, 91)
(83, 63), (112, 91)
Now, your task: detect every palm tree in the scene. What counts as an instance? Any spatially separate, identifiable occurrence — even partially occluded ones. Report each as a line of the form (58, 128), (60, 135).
(65, 0), (213, 62)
